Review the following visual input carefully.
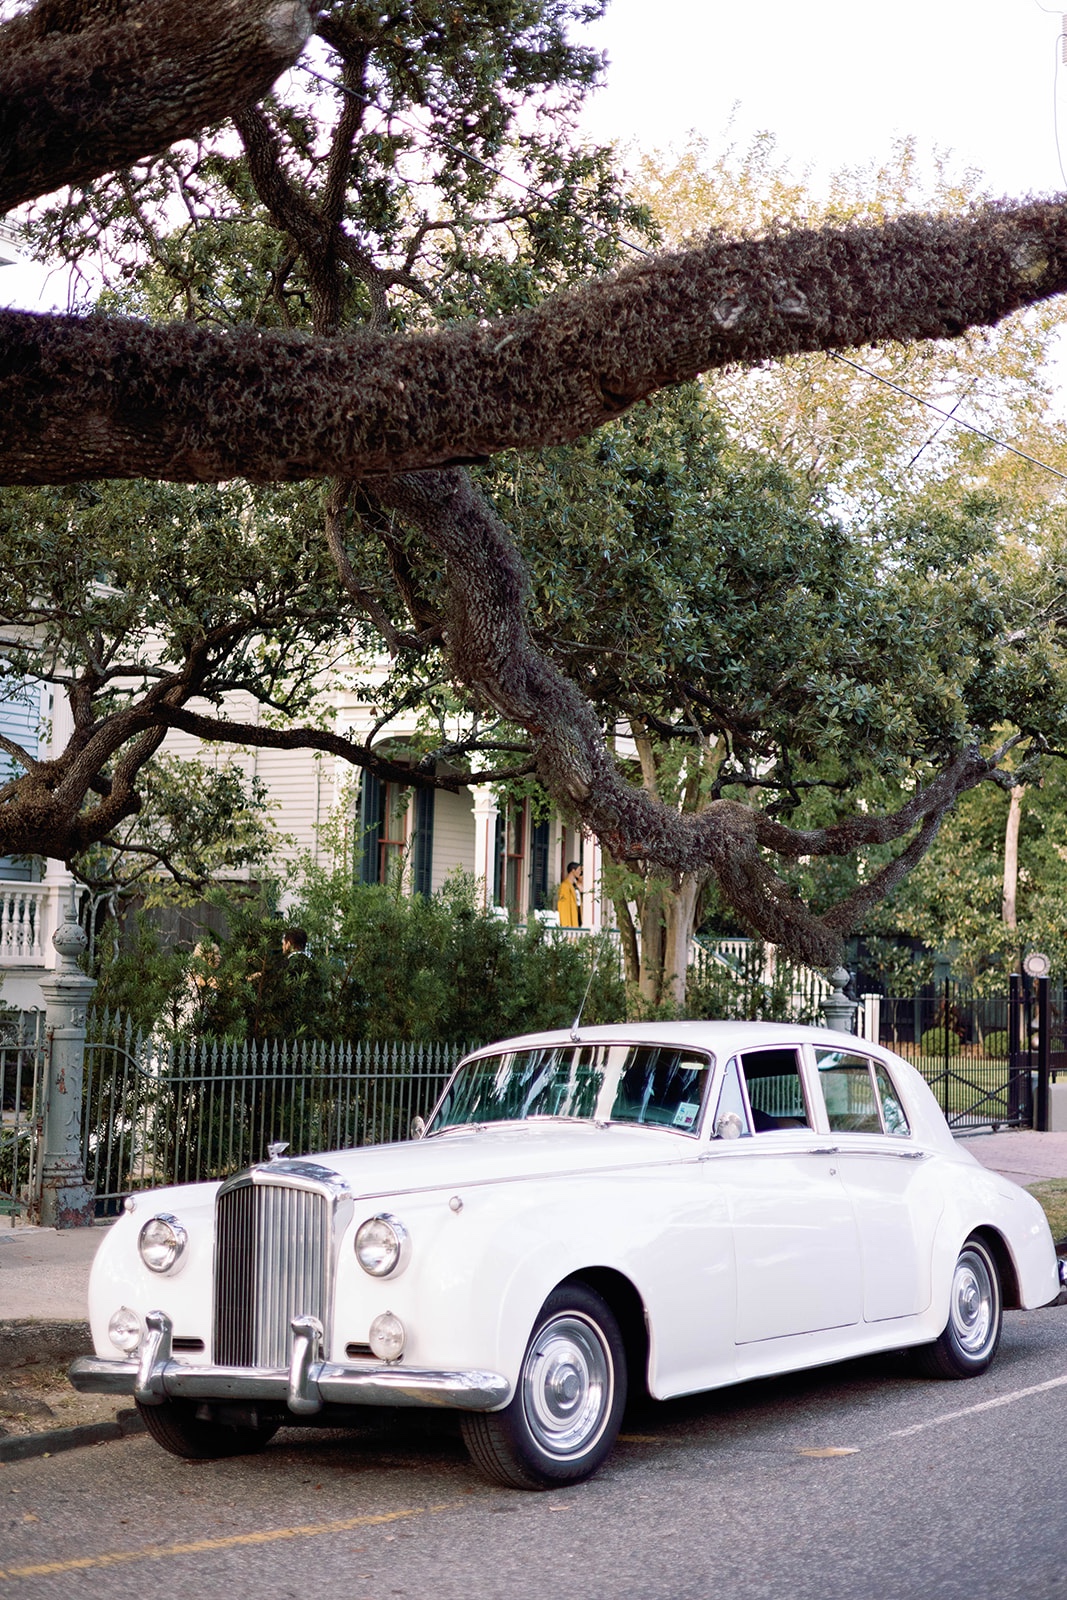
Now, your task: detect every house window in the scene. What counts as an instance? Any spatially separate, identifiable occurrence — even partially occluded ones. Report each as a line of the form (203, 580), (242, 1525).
(412, 784), (435, 897)
(378, 782), (407, 883)
(359, 770), (435, 892)
(0, 680), (41, 882)
(494, 801), (526, 915)
(529, 818), (550, 911)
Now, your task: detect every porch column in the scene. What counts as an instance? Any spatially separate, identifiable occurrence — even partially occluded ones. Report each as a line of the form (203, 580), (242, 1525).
(37, 917), (97, 1227)
(471, 786), (499, 910)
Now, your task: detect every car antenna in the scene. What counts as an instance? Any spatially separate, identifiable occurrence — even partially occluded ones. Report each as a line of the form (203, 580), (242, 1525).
(570, 952), (597, 1042)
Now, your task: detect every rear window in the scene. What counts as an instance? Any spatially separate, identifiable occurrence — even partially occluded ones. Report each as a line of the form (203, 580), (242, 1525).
(815, 1049), (910, 1137)
(739, 1048), (812, 1131)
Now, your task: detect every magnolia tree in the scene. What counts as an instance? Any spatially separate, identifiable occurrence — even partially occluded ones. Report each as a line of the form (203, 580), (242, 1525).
(4, 0), (1067, 970)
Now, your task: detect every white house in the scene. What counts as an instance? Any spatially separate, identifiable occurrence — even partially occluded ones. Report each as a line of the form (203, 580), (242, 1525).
(156, 677), (608, 926)
(0, 668), (610, 1011)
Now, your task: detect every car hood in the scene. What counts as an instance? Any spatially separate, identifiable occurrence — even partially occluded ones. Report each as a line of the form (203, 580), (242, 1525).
(273, 1122), (699, 1200)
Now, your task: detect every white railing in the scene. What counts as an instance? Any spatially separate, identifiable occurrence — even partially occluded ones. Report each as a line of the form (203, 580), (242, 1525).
(690, 937), (833, 1021)
(0, 884), (48, 965)
(696, 937), (755, 971)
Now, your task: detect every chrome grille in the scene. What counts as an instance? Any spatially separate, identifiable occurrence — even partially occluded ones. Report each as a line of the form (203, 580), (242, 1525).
(213, 1178), (329, 1368)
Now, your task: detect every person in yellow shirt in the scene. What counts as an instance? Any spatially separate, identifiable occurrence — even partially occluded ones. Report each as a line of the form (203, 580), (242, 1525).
(557, 861), (583, 928)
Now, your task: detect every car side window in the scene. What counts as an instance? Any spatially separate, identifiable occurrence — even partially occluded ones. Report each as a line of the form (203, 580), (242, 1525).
(873, 1062), (910, 1136)
(711, 1056), (752, 1138)
(815, 1050), (911, 1137)
(739, 1048), (811, 1131)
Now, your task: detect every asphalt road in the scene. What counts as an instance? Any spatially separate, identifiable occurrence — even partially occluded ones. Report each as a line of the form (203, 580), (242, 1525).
(3, 1306), (1067, 1600)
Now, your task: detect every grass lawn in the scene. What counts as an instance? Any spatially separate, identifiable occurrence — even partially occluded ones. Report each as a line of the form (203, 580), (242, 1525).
(1026, 1180), (1067, 1249)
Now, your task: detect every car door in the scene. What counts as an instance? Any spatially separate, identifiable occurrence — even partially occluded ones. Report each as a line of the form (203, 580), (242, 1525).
(703, 1047), (863, 1345)
(809, 1046), (941, 1322)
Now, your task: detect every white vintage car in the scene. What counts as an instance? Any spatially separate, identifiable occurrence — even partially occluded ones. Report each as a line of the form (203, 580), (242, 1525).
(71, 1021), (1063, 1489)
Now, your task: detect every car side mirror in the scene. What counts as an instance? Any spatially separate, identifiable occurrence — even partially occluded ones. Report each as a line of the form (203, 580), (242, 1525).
(714, 1111), (743, 1140)
(409, 1116), (426, 1141)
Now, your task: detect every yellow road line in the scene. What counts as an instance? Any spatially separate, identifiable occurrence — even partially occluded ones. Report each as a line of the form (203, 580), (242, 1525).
(0, 1502), (460, 1580)
(796, 1446), (860, 1457)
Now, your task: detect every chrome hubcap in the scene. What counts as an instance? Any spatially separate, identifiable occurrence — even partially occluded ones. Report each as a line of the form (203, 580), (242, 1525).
(951, 1249), (994, 1355)
(522, 1312), (613, 1457)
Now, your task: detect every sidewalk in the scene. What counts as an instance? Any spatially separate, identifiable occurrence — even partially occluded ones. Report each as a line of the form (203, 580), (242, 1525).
(955, 1128), (1067, 1188)
(0, 1216), (109, 1325)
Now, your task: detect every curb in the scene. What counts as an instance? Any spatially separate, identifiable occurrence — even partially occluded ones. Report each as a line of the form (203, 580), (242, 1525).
(0, 1321), (92, 1372)
(0, 1407), (145, 1463)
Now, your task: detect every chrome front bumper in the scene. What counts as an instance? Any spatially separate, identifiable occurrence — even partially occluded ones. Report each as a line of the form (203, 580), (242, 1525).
(69, 1311), (511, 1415)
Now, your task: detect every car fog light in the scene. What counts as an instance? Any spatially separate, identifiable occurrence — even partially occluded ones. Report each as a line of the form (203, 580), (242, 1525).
(108, 1307), (143, 1353)
(368, 1311), (405, 1362)
(355, 1214), (409, 1277)
(138, 1214), (187, 1274)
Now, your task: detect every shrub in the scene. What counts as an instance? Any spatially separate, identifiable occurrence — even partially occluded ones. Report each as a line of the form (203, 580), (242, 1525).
(104, 870), (628, 1043)
(920, 1025), (962, 1054)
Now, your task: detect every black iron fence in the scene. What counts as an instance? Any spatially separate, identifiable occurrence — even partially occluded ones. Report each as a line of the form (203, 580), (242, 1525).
(10, 971), (1058, 1222)
(869, 977), (1062, 1131)
(0, 1010), (45, 1219)
(81, 1012), (469, 1213)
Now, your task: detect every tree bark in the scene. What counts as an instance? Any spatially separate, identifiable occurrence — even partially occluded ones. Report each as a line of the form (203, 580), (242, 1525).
(0, 0), (313, 211)
(2, 201), (1067, 485)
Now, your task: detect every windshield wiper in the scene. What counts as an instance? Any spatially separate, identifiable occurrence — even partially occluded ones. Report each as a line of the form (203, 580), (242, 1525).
(424, 1121), (488, 1138)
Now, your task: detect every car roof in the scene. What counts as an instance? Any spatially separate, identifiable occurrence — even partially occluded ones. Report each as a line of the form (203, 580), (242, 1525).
(463, 1020), (885, 1057)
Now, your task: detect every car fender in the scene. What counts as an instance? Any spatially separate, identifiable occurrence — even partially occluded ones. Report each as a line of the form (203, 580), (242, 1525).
(86, 1188), (219, 1359)
(927, 1166), (1058, 1327)
(338, 1162), (734, 1396)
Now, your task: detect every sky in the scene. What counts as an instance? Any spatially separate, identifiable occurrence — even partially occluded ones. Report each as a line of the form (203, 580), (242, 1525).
(3, 0), (1066, 311)
(576, 0), (1067, 199)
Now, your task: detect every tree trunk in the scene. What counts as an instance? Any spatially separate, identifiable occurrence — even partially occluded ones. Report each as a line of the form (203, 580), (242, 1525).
(638, 882), (668, 1006)
(0, 0), (313, 211)
(661, 872), (704, 1011)
(5, 201), (1067, 484)
(1002, 784), (1024, 929)
(610, 894), (641, 989)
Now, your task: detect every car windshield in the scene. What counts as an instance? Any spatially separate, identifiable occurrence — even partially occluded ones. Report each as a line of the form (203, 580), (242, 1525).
(427, 1043), (713, 1136)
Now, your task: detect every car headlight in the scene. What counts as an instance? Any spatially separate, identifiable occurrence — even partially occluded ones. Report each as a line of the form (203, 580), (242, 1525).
(108, 1307), (143, 1353)
(368, 1311), (406, 1362)
(354, 1214), (410, 1278)
(138, 1214), (188, 1274)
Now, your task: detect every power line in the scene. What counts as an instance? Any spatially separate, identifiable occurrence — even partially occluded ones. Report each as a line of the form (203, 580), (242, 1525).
(827, 351), (1067, 483)
(1053, 31), (1067, 188)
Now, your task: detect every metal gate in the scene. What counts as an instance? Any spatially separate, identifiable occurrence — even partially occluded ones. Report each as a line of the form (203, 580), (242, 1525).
(0, 1010), (46, 1221)
(877, 979), (1041, 1132)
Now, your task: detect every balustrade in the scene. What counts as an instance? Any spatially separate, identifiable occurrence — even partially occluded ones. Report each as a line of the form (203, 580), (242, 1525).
(0, 884), (48, 965)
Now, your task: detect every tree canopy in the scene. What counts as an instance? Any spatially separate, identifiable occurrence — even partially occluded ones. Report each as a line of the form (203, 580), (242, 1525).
(5, 0), (1067, 968)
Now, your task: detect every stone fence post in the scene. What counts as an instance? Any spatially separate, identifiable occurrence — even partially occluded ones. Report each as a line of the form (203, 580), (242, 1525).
(820, 967), (859, 1035)
(37, 916), (97, 1228)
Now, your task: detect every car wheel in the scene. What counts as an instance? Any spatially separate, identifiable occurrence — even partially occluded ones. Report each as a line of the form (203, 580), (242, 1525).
(915, 1235), (1002, 1379)
(461, 1283), (627, 1490)
(135, 1398), (280, 1460)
